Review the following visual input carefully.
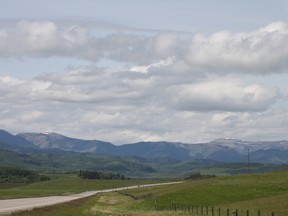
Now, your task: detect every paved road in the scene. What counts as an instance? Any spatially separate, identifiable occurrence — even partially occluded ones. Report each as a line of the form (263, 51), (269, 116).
(0, 182), (182, 215)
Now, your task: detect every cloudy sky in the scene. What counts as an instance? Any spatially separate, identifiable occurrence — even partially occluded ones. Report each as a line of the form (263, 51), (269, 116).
(1, 0), (288, 144)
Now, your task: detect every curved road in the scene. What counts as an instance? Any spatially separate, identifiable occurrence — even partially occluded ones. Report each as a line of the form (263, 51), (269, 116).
(0, 182), (182, 215)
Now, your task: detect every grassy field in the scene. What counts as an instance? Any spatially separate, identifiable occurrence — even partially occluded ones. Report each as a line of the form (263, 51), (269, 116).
(9, 170), (288, 215)
(0, 178), (158, 199)
(130, 170), (288, 215)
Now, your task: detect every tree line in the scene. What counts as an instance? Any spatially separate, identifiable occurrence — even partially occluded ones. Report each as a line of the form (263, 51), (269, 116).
(185, 172), (216, 180)
(79, 170), (127, 180)
(0, 167), (50, 183)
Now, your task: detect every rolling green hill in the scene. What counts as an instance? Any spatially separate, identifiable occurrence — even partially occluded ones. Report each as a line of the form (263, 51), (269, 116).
(1, 149), (288, 179)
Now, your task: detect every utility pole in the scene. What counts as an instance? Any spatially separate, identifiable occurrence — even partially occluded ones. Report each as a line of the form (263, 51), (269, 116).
(197, 159), (200, 174)
(247, 149), (250, 174)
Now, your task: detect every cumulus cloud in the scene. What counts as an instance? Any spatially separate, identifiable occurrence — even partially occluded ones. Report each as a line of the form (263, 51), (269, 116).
(170, 79), (279, 112)
(0, 20), (93, 58)
(153, 32), (179, 57)
(0, 64), (279, 113)
(187, 21), (288, 73)
(0, 21), (170, 64)
(1, 20), (288, 74)
(17, 21), (58, 52)
(0, 69), (285, 144)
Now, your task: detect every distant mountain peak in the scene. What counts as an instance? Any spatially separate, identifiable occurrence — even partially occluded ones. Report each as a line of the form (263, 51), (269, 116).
(39, 132), (66, 139)
(40, 132), (53, 135)
(212, 138), (243, 143)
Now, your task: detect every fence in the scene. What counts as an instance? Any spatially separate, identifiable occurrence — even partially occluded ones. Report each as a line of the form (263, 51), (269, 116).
(156, 204), (275, 216)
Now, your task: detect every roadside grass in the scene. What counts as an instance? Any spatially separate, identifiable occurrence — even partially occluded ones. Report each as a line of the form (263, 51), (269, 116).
(0, 179), (158, 199)
(11, 192), (192, 216)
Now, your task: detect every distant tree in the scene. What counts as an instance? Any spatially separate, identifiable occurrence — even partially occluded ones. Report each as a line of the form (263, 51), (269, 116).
(0, 167), (50, 183)
(185, 172), (216, 180)
(79, 170), (127, 180)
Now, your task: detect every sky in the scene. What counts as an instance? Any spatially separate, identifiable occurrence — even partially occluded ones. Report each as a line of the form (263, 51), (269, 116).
(1, 0), (288, 144)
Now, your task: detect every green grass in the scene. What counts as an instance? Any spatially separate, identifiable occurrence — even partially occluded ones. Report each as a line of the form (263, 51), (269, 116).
(12, 192), (190, 216)
(0, 179), (158, 199)
(9, 170), (288, 215)
(0, 183), (28, 189)
(215, 193), (288, 215)
(127, 170), (288, 212)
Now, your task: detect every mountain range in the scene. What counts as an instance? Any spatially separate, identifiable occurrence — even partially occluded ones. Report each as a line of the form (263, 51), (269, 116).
(1, 129), (288, 164)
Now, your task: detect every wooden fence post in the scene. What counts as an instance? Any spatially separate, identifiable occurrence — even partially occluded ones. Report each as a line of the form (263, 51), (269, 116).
(232, 209), (238, 216)
(154, 204), (277, 216)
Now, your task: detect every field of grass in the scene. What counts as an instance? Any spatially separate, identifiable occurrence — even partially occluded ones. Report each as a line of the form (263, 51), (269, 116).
(135, 171), (287, 203)
(0, 177), (158, 199)
(129, 170), (288, 215)
(9, 170), (288, 216)
(11, 192), (191, 216)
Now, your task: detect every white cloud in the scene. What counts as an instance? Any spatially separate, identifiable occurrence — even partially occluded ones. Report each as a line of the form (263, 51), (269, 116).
(63, 25), (88, 45)
(186, 22), (288, 73)
(170, 78), (279, 112)
(0, 20), (95, 59)
(17, 20), (57, 52)
(0, 20), (288, 76)
(20, 110), (43, 122)
(153, 33), (179, 57)
(130, 56), (175, 73)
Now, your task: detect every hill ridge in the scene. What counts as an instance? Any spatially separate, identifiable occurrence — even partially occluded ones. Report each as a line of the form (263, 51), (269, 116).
(1, 129), (288, 163)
